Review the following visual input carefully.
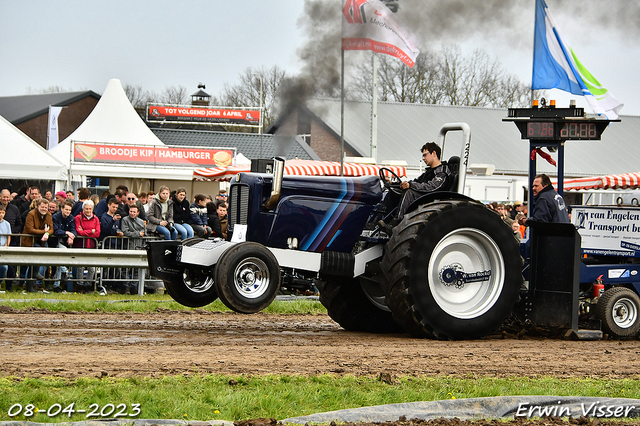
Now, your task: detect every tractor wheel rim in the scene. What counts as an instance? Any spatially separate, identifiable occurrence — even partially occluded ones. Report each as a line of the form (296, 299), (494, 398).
(184, 269), (215, 293)
(233, 257), (270, 299)
(428, 228), (505, 319)
(612, 297), (638, 329)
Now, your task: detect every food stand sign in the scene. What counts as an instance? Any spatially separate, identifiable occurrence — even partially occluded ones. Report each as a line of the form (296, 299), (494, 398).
(72, 142), (234, 168)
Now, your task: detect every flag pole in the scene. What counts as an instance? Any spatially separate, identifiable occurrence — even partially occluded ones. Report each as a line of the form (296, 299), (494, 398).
(371, 52), (378, 162)
(340, 48), (345, 177)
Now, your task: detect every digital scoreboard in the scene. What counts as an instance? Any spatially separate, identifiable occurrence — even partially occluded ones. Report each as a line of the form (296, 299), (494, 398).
(504, 105), (618, 141)
(525, 121), (601, 140)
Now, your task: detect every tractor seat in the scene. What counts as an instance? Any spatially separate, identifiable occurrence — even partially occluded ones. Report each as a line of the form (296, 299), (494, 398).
(445, 156), (460, 192)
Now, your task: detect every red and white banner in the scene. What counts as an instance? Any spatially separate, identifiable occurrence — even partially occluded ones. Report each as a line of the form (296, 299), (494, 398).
(341, 0), (420, 68)
(194, 159), (406, 181)
(147, 104), (260, 126)
(72, 142), (234, 168)
(564, 172), (640, 191)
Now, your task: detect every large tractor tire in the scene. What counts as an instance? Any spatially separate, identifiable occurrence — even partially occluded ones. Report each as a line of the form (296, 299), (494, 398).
(381, 200), (522, 340)
(163, 267), (218, 308)
(319, 277), (403, 334)
(214, 242), (281, 314)
(595, 287), (640, 338)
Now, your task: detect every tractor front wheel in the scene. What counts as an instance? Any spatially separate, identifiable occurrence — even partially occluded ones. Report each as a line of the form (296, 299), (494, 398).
(163, 267), (218, 307)
(214, 242), (281, 313)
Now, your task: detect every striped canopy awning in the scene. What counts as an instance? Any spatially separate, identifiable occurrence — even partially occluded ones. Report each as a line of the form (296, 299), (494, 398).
(564, 172), (640, 191)
(194, 159), (407, 181)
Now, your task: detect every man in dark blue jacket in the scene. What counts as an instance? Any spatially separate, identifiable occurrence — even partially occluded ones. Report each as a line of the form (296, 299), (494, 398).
(100, 198), (122, 247)
(518, 174), (570, 226)
(51, 200), (77, 292)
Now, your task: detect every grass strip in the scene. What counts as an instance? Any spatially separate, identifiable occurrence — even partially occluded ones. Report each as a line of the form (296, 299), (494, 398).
(0, 375), (639, 423)
(0, 293), (326, 314)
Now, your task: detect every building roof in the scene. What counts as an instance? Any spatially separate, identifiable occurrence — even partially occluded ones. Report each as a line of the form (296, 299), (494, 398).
(191, 89), (210, 98)
(306, 98), (640, 178)
(151, 128), (319, 161)
(0, 91), (101, 124)
(48, 79), (193, 180)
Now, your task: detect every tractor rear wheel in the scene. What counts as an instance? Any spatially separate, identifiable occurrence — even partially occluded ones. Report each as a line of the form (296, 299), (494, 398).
(164, 267), (218, 308)
(381, 200), (522, 339)
(319, 277), (403, 333)
(596, 287), (640, 338)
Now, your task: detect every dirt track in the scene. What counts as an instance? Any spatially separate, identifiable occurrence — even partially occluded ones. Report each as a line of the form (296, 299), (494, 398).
(1, 308), (640, 380)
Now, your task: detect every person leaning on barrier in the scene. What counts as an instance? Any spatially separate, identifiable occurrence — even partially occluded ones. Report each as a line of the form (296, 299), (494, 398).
(74, 200), (100, 292)
(119, 204), (146, 295)
(21, 198), (53, 292)
(121, 204), (146, 249)
(74, 200), (100, 249)
(52, 200), (77, 247)
(0, 205), (11, 287)
(22, 198), (53, 248)
(51, 200), (76, 292)
(99, 197), (122, 246)
(2, 189), (23, 291)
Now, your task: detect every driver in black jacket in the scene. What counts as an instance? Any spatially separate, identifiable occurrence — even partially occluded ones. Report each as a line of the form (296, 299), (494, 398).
(379, 142), (451, 234)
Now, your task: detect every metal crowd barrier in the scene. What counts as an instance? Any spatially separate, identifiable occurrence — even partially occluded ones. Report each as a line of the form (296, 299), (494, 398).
(0, 233), (161, 296)
(99, 236), (164, 295)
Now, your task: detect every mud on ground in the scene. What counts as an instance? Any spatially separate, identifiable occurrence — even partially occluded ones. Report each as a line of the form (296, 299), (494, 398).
(1, 308), (639, 379)
(1, 308), (640, 426)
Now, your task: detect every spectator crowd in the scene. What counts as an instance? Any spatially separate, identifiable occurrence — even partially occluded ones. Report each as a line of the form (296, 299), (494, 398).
(0, 184), (229, 294)
(485, 200), (528, 241)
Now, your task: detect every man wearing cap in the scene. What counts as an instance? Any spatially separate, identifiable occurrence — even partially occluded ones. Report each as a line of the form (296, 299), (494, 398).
(54, 191), (67, 204)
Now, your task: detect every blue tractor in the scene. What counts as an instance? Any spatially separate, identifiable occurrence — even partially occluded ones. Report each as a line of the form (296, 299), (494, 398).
(146, 124), (524, 340)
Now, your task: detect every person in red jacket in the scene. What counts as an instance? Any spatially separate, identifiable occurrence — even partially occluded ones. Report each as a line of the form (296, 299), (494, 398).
(74, 200), (100, 292)
(74, 200), (100, 249)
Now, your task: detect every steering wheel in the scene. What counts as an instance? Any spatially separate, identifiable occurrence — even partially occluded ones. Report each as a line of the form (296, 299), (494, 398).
(379, 167), (403, 195)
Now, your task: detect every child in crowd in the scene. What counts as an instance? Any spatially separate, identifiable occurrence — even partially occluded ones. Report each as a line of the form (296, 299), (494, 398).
(0, 205), (11, 286)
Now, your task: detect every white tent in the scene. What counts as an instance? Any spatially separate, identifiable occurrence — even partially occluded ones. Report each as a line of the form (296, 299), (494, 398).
(0, 114), (66, 181)
(49, 78), (193, 181)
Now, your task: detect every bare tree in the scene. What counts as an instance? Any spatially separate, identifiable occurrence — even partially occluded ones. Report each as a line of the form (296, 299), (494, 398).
(159, 85), (190, 105)
(217, 65), (288, 130)
(350, 49), (443, 103)
(350, 44), (537, 108)
(123, 84), (155, 109)
(25, 86), (75, 94)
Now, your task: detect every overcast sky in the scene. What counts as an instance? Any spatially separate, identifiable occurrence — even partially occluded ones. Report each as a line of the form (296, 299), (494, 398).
(1, 0), (638, 115)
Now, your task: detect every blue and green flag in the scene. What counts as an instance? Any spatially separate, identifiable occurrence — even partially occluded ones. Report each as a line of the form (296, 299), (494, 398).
(532, 0), (623, 119)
